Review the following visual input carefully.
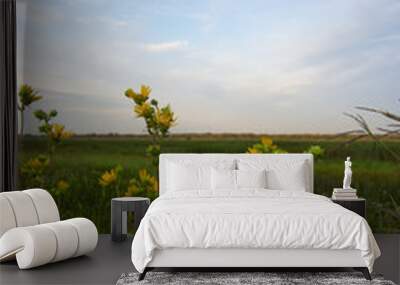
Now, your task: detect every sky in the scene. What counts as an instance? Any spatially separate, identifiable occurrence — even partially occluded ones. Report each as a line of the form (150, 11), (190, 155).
(17, 0), (400, 134)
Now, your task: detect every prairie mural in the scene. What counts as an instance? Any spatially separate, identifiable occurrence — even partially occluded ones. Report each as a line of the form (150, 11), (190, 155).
(17, 0), (400, 233)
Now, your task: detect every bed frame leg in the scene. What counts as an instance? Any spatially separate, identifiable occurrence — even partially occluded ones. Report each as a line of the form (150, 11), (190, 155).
(138, 268), (148, 281)
(354, 267), (371, 280)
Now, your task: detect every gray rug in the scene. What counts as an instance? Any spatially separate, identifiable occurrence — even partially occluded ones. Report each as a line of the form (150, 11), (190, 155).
(116, 272), (396, 285)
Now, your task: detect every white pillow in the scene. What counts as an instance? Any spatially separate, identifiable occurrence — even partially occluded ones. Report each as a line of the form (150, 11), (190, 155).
(167, 159), (235, 191)
(211, 168), (236, 190)
(237, 159), (308, 191)
(237, 169), (267, 188)
(267, 163), (307, 191)
(168, 163), (210, 191)
(211, 169), (267, 190)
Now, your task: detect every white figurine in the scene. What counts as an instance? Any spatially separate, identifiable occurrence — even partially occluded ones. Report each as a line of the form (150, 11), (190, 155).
(343, 157), (352, 190)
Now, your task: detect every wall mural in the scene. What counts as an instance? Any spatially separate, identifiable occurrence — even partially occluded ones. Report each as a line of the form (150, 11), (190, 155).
(16, 0), (400, 233)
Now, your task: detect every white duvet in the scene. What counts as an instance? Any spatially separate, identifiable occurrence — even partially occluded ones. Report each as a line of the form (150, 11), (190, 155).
(131, 190), (380, 273)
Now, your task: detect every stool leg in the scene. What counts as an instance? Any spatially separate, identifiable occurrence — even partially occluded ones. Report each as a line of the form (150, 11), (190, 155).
(121, 210), (127, 239)
(111, 201), (122, 241)
(134, 201), (150, 231)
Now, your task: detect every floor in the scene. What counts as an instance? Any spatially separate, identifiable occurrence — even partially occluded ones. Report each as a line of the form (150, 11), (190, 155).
(374, 234), (400, 284)
(0, 235), (134, 285)
(0, 234), (399, 285)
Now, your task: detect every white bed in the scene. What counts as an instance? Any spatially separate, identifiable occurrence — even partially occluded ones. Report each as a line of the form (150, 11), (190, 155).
(131, 154), (380, 280)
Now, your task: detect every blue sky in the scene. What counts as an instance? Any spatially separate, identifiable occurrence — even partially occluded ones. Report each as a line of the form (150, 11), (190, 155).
(17, 0), (400, 134)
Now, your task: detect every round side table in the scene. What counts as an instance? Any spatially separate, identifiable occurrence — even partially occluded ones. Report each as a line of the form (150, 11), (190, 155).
(111, 197), (150, 242)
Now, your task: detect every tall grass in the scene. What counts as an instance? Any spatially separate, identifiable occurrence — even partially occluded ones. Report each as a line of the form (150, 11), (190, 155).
(19, 136), (400, 233)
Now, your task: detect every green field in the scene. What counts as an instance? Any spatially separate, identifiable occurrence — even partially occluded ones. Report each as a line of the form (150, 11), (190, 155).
(19, 136), (400, 234)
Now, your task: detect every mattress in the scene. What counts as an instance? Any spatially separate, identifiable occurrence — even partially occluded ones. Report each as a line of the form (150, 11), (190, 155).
(131, 190), (380, 273)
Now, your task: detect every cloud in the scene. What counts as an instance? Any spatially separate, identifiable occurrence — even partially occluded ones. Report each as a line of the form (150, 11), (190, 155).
(142, 41), (188, 52)
(97, 17), (129, 27)
(19, 0), (400, 134)
(75, 16), (128, 27)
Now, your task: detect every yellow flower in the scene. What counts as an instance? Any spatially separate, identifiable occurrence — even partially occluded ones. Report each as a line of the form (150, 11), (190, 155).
(49, 124), (73, 142)
(246, 137), (287, 154)
(134, 102), (152, 118)
(155, 105), (176, 128)
(247, 146), (260, 154)
(30, 158), (44, 169)
(261, 137), (273, 147)
(18, 84), (42, 110)
(26, 155), (49, 170)
(125, 169), (158, 197)
(138, 169), (156, 184)
(156, 112), (171, 127)
(126, 183), (139, 196)
(20, 155), (49, 184)
(125, 85), (150, 105)
(99, 168), (118, 187)
(124, 88), (137, 99)
(140, 85), (151, 98)
(56, 180), (70, 191)
(24, 155), (49, 171)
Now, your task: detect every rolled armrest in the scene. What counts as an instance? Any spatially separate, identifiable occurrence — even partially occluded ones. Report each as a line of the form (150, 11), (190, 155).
(0, 226), (57, 269)
(0, 218), (98, 269)
(64, 218), (98, 257)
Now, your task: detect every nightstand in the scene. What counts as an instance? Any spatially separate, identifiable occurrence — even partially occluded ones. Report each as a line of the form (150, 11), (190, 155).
(111, 197), (150, 242)
(331, 198), (366, 218)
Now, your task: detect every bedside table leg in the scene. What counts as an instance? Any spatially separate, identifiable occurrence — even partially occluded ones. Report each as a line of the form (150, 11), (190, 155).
(121, 210), (127, 238)
(134, 202), (150, 231)
(111, 201), (123, 242)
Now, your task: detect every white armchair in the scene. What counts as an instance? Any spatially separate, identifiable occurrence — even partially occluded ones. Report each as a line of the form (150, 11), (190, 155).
(0, 189), (98, 269)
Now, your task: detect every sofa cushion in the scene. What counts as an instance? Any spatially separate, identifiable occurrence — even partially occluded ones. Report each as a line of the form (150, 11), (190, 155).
(24, 189), (60, 224)
(0, 191), (39, 227)
(0, 196), (17, 237)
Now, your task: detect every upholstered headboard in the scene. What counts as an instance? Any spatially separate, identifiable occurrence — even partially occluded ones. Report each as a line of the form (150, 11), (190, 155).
(159, 153), (314, 195)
